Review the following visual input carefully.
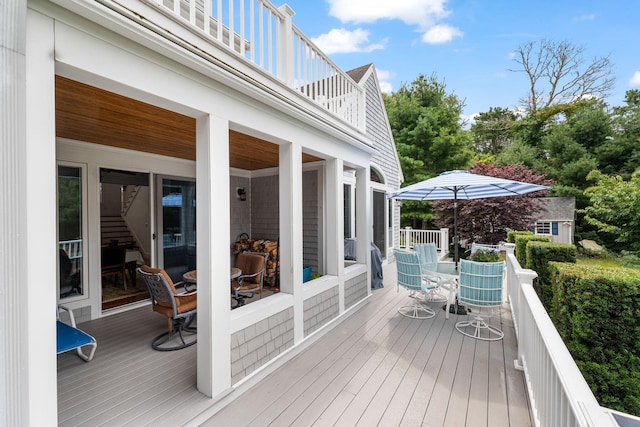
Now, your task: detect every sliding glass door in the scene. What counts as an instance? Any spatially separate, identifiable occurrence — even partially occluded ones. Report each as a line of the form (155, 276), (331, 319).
(158, 177), (196, 283)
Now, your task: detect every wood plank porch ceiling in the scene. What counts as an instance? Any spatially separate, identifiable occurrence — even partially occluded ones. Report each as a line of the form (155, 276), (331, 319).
(55, 76), (321, 171)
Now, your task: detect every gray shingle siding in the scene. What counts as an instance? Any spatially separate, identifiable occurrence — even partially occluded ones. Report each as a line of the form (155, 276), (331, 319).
(362, 72), (400, 189)
(230, 307), (295, 384)
(303, 286), (339, 336)
(250, 175), (279, 240)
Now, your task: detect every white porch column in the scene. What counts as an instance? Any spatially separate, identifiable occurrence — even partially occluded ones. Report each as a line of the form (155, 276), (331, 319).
(278, 142), (303, 342)
(325, 158), (344, 311)
(196, 115), (231, 397)
(355, 167), (371, 292)
(2, 0), (30, 424)
(18, 9), (58, 425)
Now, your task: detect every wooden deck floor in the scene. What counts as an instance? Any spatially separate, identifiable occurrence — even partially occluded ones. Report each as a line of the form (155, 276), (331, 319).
(58, 263), (532, 426)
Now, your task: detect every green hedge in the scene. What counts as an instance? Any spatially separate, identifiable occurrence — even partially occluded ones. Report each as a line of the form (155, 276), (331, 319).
(507, 230), (533, 244)
(514, 235), (550, 266)
(549, 262), (640, 416)
(525, 242), (576, 310)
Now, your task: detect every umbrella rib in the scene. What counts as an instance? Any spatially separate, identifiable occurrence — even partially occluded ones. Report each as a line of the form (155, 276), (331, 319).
(419, 187), (437, 200)
(490, 183), (526, 196)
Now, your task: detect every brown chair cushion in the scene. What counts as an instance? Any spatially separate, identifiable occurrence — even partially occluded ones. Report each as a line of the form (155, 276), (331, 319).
(139, 265), (197, 315)
(235, 253), (265, 284)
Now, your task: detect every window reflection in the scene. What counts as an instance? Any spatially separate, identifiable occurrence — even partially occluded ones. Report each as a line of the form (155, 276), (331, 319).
(58, 165), (84, 298)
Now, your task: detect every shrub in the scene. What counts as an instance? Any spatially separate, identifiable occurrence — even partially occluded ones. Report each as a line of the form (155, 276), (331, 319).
(525, 241), (576, 310)
(514, 235), (550, 266)
(549, 262), (640, 416)
(507, 230), (533, 244)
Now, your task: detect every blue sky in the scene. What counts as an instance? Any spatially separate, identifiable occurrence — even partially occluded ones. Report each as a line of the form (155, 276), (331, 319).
(279, 0), (640, 122)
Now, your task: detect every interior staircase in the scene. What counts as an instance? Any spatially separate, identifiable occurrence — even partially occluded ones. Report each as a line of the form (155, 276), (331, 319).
(101, 215), (135, 246)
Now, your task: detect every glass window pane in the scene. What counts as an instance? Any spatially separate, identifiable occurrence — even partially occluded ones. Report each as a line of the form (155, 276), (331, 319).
(58, 165), (84, 299)
(343, 184), (351, 238)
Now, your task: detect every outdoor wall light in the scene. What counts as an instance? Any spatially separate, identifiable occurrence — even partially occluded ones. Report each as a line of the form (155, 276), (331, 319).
(236, 187), (246, 201)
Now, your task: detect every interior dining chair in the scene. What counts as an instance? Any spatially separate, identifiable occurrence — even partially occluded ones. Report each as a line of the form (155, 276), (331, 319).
(394, 248), (436, 319)
(455, 259), (505, 341)
(101, 244), (128, 290)
(137, 265), (197, 351)
(231, 252), (267, 308)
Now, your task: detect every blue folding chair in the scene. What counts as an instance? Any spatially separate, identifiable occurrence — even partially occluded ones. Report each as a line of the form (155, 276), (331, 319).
(57, 305), (97, 362)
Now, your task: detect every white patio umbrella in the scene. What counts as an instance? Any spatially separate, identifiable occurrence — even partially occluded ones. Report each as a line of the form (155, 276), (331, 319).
(388, 170), (551, 266)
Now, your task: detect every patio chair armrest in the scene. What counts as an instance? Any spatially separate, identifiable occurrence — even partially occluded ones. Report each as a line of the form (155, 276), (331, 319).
(238, 271), (261, 280)
(177, 290), (197, 297)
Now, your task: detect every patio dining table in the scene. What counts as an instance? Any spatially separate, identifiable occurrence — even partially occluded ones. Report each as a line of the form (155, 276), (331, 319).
(182, 268), (242, 285)
(421, 262), (463, 318)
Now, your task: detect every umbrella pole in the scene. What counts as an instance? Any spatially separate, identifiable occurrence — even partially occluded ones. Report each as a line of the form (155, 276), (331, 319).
(453, 192), (458, 268)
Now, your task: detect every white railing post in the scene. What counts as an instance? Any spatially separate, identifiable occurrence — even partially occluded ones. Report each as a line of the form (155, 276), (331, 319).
(405, 227), (412, 249)
(514, 267), (537, 371)
(358, 88), (366, 131)
(440, 228), (449, 258)
(277, 4), (295, 86)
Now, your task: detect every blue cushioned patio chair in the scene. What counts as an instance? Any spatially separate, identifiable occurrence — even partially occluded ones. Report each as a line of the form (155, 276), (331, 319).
(413, 243), (449, 303)
(57, 305), (97, 362)
(455, 259), (505, 341)
(394, 248), (436, 319)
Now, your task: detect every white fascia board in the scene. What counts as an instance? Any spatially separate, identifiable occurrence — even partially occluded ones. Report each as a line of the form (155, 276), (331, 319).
(37, 0), (376, 154)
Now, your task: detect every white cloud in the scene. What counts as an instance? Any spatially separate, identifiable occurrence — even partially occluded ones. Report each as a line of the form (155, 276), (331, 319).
(327, 0), (461, 45)
(421, 24), (463, 44)
(327, 0), (450, 28)
(311, 28), (386, 55)
(629, 71), (640, 87)
(376, 69), (395, 93)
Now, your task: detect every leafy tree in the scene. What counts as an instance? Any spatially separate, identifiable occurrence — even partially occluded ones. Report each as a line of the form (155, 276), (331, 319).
(510, 39), (614, 115)
(604, 89), (640, 178)
(432, 163), (552, 244)
(470, 107), (518, 155)
(495, 139), (540, 169)
(385, 74), (473, 228)
(583, 170), (640, 253)
(540, 118), (600, 189)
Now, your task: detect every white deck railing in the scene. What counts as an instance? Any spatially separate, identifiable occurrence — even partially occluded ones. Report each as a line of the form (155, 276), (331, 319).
(59, 239), (83, 259)
(504, 244), (618, 427)
(399, 227), (449, 258)
(148, 0), (364, 130)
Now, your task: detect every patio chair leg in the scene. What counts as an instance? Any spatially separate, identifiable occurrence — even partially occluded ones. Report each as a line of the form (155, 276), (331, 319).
(398, 296), (435, 319)
(152, 316), (197, 351)
(455, 316), (504, 341)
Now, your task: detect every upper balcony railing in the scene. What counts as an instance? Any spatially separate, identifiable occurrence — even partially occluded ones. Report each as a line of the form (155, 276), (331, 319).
(147, 0), (364, 130)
